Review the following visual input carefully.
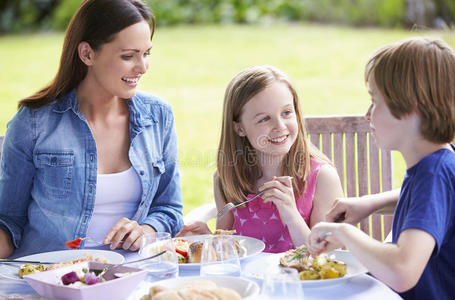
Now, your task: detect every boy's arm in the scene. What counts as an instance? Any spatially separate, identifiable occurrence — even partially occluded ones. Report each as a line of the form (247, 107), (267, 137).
(326, 188), (400, 224)
(310, 223), (434, 292)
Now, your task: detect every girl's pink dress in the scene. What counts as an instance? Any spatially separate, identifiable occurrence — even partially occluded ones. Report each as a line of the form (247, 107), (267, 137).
(232, 158), (325, 253)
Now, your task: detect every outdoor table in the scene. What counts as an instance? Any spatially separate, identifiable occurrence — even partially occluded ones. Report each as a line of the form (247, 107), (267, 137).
(0, 246), (402, 299)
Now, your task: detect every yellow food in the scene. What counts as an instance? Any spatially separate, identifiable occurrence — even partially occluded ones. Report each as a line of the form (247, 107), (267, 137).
(19, 264), (45, 278)
(280, 245), (347, 281)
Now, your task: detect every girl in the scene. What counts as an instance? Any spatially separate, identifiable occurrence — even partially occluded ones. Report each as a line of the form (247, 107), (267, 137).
(0, 0), (183, 258)
(181, 65), (343, 253)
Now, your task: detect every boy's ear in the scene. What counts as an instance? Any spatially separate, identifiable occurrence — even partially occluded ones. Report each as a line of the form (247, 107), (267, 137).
(233, 121), (246, 136)
(77, 41), (95, 66)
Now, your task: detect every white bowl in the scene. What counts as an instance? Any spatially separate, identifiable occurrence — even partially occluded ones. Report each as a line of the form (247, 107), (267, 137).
(133, 275), (260, 299)
(23, 261), (147, 300)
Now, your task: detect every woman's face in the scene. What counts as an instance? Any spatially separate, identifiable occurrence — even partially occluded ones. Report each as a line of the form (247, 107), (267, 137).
(234, 81), (299, 161)
(84, 20), (152, 100)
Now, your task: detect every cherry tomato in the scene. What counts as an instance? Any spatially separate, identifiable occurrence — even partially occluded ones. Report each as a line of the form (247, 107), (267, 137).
(173, 239), (189, 258)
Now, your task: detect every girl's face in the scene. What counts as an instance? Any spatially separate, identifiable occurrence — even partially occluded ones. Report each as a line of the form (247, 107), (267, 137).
(234, 81), (298, 160)
(365, 76), (413, 151)
(84, 21), (152, 99)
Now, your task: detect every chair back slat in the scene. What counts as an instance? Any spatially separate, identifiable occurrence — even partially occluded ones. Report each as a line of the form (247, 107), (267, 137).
(305, 115), (393, 241)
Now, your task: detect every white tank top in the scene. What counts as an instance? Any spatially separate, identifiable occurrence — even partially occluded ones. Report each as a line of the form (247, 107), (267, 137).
(85, 167), (142, 246)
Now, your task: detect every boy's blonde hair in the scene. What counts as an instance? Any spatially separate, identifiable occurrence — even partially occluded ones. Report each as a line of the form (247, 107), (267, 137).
(217, 65), (330, 204)
(365, 37), (455, 143)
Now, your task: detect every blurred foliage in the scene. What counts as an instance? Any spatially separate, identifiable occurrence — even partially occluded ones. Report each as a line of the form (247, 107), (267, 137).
(0, 0), (454, 33)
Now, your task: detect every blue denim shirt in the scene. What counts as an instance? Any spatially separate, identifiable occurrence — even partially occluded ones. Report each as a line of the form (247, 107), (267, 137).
(0, 89), (183, 258)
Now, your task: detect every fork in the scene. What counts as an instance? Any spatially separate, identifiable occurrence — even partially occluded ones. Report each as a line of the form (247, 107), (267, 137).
(217, 190), (266, 219)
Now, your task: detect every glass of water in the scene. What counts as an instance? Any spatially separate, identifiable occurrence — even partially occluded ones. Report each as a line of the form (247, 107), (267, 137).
(138, 232), (179, 282)
(261, 267), (304, 299)
(200, 235), (241, 277)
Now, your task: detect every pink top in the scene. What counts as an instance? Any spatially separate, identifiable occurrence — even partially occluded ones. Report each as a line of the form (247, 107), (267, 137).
(232, 158), (325, 253)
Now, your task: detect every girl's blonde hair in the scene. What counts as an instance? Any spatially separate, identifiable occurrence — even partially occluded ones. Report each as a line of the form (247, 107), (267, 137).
(217, 65), (330, 204)
(365, 37), (455, 143)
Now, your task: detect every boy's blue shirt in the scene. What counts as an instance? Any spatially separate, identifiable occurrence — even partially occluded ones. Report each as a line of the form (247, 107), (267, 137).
(393, 145), (455, 300)
(0, 89), (183, 258)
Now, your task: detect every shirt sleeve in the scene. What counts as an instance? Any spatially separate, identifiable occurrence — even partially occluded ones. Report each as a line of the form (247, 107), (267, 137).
(399, 170), (453, 254)
(0, 107), (36, 249)
(141, 106), (184, 236)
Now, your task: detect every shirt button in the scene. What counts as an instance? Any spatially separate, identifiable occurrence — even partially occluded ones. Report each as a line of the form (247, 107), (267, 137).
(90, 154), (94, 161)
(51, 157), (57, 164)
(140, 171), (145, 176)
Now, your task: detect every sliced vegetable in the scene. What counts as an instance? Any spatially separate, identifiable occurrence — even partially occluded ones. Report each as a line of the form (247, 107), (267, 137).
(174, 239), (189, 258)
(61, 271), (80, 285)
(65, 238), (83, 249)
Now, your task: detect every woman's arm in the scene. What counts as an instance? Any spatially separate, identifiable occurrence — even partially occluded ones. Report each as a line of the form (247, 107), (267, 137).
(310, 223), (434, 292)
(0, 228), (13, 258)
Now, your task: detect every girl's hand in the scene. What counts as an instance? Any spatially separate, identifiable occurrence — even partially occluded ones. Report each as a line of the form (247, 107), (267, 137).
(104, 217), (156, 251)
(176, 221), (212, 236)
(308, 222), (343, 256)
(259, 176), (298, 223)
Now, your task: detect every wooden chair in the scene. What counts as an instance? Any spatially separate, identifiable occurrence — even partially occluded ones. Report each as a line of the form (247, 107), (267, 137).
(305, 115), (393, 241)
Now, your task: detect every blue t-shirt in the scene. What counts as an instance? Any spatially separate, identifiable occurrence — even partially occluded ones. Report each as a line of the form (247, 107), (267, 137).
(392, 147), (455, 300)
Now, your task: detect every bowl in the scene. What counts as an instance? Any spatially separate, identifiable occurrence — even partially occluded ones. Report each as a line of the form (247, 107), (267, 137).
(23, 261), (147, 300)
(131, 275), (260, 299)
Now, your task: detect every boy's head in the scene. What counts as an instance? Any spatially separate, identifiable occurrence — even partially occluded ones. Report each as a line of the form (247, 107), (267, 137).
(365, 37), (455, 143)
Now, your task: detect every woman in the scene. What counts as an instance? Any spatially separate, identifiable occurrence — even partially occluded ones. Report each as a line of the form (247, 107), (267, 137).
(0, 0), (183, 258)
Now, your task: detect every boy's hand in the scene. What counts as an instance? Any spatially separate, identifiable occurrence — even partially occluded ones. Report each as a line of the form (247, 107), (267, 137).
(176, 221), (212, 236)
(308, 222), (343, 256)
(326, 197), (372, 225)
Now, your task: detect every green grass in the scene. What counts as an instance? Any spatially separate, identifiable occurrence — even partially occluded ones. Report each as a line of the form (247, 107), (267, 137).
(1, 24), (454, 214)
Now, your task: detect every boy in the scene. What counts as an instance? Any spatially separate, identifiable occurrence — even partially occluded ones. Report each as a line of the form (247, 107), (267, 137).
(309, 37), (455, 300)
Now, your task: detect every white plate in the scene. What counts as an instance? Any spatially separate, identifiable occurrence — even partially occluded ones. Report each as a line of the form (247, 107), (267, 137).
(0, 249), (124, 281)
(176, 235), (265, 270)
(243, 250), (368, 288)
(130, 276), (259, 299)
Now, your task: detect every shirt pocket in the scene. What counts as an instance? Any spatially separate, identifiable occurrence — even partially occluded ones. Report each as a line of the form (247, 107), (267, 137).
(34, 152), (74, 198)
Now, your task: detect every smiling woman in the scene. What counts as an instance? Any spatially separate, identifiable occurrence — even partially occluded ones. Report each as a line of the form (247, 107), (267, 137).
(0, 0), (183, 259)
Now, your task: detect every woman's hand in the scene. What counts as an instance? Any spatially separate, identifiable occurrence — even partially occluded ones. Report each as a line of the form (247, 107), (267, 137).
(176, 221), (212, 236)
(104, 217), (156, 251)
(259, 176), (299, 224)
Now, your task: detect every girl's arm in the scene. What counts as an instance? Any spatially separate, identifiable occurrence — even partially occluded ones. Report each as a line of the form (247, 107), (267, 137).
(310, 223), (435, 292)
(214, 172), (235, 230)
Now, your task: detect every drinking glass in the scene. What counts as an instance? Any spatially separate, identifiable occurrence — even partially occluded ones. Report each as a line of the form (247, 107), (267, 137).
(200, 235), (241, 277)
(261, 267), (304, 299)
(137, 232), (179, 282)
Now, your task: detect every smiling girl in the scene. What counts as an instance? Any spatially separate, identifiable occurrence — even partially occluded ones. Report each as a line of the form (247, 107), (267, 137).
(180, 65), (343, 253)
(0, 0), (183, 258)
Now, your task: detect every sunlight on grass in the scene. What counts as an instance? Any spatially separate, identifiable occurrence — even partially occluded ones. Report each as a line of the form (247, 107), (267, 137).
(1, 24), (454, 212)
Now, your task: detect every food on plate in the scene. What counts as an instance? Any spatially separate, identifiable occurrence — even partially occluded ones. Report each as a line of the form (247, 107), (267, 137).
(279, 245), (347, 280)
(174, 239), (190, 263)
(65, 238), (84, 249)
(18, 264), (45, 278)
(60, 267), (108, 287)
(213, 229), (236, 235)
(140, 279), (241, 300)
(18, 253), (110, 278)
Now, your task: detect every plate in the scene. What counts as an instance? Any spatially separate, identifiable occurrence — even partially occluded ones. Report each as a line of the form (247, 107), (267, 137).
(129, 276), (259, 299)
(243, 250), (368, 288)
(176, 235), (265, 270)
(0, 249), (124, 281)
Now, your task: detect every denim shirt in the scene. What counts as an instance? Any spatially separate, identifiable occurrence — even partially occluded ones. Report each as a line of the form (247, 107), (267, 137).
(0, 89), (183, 258)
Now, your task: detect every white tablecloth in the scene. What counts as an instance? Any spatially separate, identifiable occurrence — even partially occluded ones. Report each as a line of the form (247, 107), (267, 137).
(0, 248), (402, 300)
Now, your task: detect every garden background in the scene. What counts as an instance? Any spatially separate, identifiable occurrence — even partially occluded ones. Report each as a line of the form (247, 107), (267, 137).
(1, 0), (454, 215)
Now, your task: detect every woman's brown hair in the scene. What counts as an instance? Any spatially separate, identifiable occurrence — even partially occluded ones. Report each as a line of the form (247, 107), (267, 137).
(217, 65), (330, 204)
(19, 0), (155, 108)
(365, 37), (455, 143)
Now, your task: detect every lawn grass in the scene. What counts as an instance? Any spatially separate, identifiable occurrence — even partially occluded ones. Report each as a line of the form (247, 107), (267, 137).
(1, 24), (454, 215)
